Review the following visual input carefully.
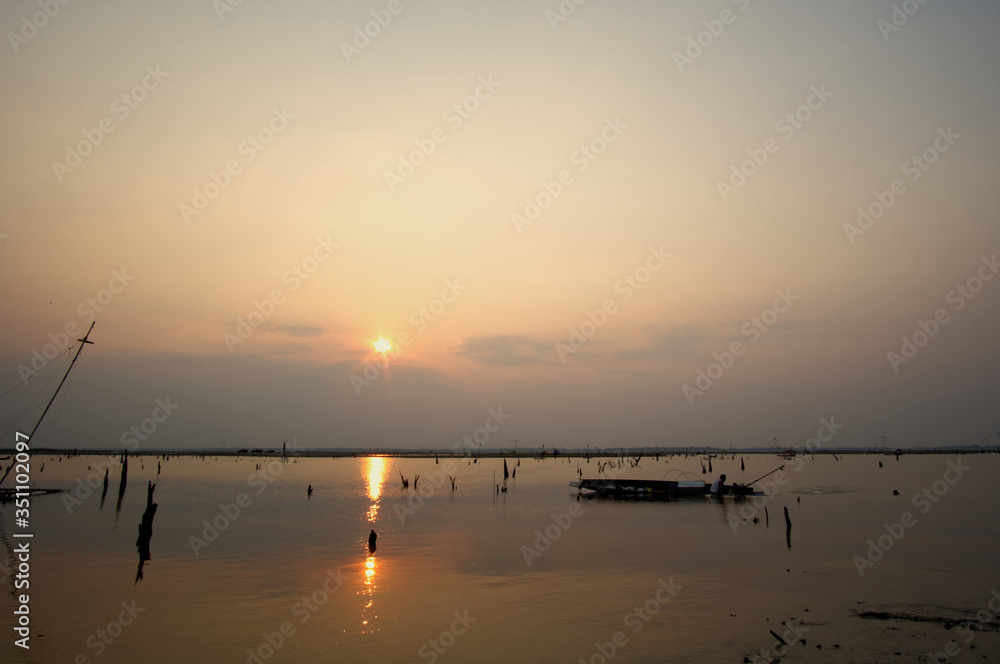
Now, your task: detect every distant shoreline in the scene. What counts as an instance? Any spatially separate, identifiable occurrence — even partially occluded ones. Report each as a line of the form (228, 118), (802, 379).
(4, 447), (997, 459)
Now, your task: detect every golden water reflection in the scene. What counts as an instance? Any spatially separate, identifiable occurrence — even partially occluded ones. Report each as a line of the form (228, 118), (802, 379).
(360, 554), (379, 632)
(365, 456), (386, 522)
(361, 457), (385, 633)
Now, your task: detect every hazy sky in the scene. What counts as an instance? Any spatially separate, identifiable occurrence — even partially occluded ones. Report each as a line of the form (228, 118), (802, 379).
(2, 0), (998, 450)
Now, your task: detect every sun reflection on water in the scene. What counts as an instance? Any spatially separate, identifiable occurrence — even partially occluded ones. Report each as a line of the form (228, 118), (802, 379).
(361, 457), (386, 633)
(360, 554), (379, 632)
(365, 456), (386, 522)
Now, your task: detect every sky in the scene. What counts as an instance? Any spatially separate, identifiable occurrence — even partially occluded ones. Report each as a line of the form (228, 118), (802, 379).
(1, 0), (998, 451)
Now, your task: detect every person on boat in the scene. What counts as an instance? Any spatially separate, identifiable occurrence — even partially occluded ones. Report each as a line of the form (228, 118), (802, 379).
(710, 473), (727, 495)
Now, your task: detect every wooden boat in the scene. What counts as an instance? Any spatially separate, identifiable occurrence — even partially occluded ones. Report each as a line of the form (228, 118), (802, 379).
(570, 478), (760, 499)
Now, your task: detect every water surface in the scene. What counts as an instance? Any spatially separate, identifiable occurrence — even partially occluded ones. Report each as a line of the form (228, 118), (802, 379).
(2, 452), (998, 663)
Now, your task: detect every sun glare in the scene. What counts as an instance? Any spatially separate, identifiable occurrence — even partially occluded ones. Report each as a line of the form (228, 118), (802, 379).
(374, 338), (391, 353)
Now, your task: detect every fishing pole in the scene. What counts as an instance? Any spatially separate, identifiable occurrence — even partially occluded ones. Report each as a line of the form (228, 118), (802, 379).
(747, 465), (785, 486)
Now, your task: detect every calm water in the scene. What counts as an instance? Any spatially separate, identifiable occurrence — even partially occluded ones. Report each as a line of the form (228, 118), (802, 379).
(2, 452), (998, 663)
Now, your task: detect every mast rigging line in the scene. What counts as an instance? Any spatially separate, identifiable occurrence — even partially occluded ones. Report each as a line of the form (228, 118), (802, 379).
(0, 322), (95, 489)
(0, 345), (76, 404)
(0, 350), (75, 442)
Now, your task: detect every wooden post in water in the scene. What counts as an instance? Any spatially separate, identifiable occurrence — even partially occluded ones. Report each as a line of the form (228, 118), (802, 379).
(118, 454), (128, 500)
(114, 454), (129, 520)
(135, 481), (157, 583)
(784, 506), (792, 548)
(118, 454), (128, 497)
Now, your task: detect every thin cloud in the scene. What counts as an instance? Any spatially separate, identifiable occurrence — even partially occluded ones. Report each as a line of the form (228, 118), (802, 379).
(264, 324), (327, 338)
(452, 335), (552, 366)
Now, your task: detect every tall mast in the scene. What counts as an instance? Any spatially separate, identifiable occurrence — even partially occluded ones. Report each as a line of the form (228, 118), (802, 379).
(0, 322), (95, 488)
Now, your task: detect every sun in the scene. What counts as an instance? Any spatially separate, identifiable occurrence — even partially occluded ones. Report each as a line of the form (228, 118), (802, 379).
(373, 338), (391, 353)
